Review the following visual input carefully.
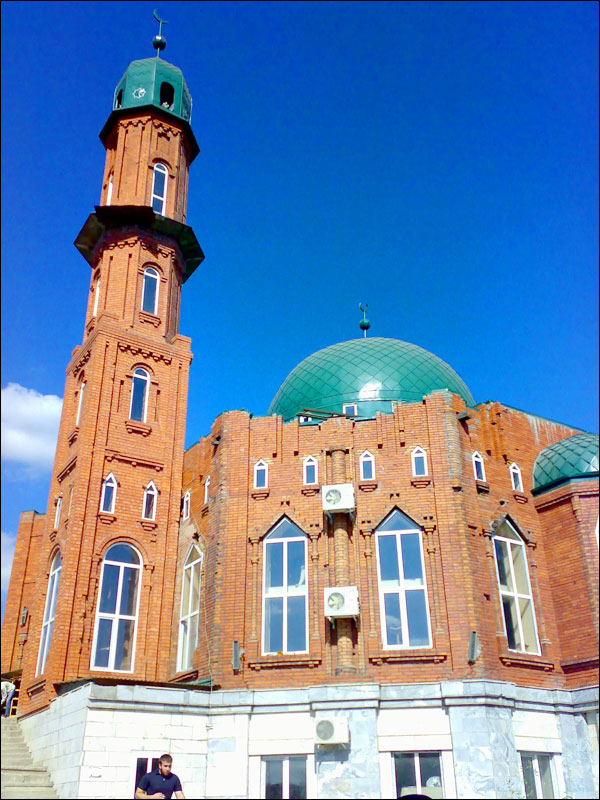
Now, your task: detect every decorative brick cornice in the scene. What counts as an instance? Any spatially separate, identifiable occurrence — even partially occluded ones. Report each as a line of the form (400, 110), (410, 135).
(67, 426), (79, 445)
(499, 654), (554, 671)
(251, 489), (270, 500)
(358, 481), (378, 492)
(118, 342), (172, 364)
(124, 419), (153, 437)
(560, 656), (599, 673)
(105, 450), (163, 471)
(369, 652), (447, 665)
(411, 478), (432, 488)
(301, 486), (320, 496)
(98, 513), (117, 525)
(476, 480), (490, 494)
(140, 520), (158, 532)
(57, 456), (77, 483)
(138, 311), (161, 328)
(248, 656), (322, 671)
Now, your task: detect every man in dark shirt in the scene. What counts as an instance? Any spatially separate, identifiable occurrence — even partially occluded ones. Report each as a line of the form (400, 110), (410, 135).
(135, 754), (185, 799)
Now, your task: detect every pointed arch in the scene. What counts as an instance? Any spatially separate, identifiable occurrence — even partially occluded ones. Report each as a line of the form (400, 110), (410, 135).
(100, 472), (118, 514)
(509, 462), (523, 492)
(360, 450), (375, 481)
(472, 451), (486, 482)
(302, 456), (318, 486)
(177, 545), (203, 672)
(142, 480), (158, 521)
(411, 447), (428, 477)
(130, 367), (150, 422)
(182, 489), (191, 520)
(254, 459), (268, 490)
(36, 549), (62, 676)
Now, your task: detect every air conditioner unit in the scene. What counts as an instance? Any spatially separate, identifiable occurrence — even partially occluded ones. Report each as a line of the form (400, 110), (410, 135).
(322, 483), (355, 513)
(324, 586), (359, 618)
(315, 717), (350, 745)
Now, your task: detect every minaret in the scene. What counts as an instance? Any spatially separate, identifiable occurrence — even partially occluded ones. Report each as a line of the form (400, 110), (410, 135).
(6, 29), (203, 715)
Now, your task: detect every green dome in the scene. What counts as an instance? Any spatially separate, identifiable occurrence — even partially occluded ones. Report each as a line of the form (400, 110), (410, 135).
(113, 58), (192, 122)
(268, 337), (475, 422)
(532, 433), (599, 494)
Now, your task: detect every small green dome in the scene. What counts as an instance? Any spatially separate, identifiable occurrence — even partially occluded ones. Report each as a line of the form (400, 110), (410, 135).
(113, 58), (192, 122)
(268, 337), (475, 422)
(532, 432), (599, 494)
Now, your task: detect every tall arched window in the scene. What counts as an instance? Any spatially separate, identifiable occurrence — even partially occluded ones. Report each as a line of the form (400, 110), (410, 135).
(204, 476), (210, 504)
(493, 519), (539, 654)
(375, 509), (431, 649)
(76, 380), (86, 426)
(100, 473), (117, 514)
(92, 277), (101, 318)
(510, 463), (523, 492)
(472, 452), (486, 482)
(411, 447), (428, 477)
(360, 451), (375, 481)
(254, 460), (268, 489)
(106, 173), (113, 206)
(160, 82), (175, 110)
(130, 368), (150, 422)
(53, 496), (62, 531)
(142, 481), (158, 521)
(141, 267), (159, 315)
(92, 543), (142, 672)
(177, 546), (202, 672)
(151, 163), (168, 215)
(36, 551), (61, 676)
(303, 456), (318, 485)
(263, 518), (308, 655)
(182, 490), (191, 521)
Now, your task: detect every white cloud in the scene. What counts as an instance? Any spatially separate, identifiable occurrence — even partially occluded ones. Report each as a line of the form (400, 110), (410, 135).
(1, 383), (62, 472)
(1, 530), (17, 595)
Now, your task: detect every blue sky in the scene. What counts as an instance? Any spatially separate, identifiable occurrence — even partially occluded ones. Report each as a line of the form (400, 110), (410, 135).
(1, 1), (598, 617)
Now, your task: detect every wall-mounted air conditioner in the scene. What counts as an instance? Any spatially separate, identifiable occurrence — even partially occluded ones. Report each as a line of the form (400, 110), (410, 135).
(322, 483), (355, 513)
(324, 586), (359, 618)
(314, 717), (350, 745)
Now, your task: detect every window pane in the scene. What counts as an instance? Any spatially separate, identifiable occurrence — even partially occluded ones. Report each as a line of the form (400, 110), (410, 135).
(38, 626), (48, 670)
(94, 618), (113, 668)
(136, 758), (149, 790)
(538, 755), (554, 799)
(521, 755), (537, 799)
(406, 591), (430, 647)
(255, 466), (266, 488)
(106, 544), (140, 564)
(287, 596), (306, 652)
(265, 597), (283, 652)
(401, 534), (424, 585)
(269, 519), (303, 539)
(378, 510), (417, 532)
(289, 756), (307, 800)
(266, 542), (283, 590)
(191, 563), (200, 609)
(384, 593), (403, 645)
(153, 168), (166, 197)
(189, 612), (199, 655)
(511, 543), (529, 595)
(519, 597), (538, 653)
(102, 483), (114, 512)
(265, 758), (283, 800)
(362, 458), (373, 480)
(182, 567), (191, 616)
(287, 541), (306, 588)
(414, 455), (426, 476)
(131, 376), (146, 421)
(114, 618), (135, 670)
(394, 753), (417, 799)
(179, 619), (189, 669)
(305, 463), (316, 484)
(142, 274), (157, 314)
(99, 564), (120, 614)
(378, 535), (400, 584)
(512, 468), (523, 491)
(419, 752), (442, 795)
(119, 567), (139, 616)
(474, 458), (484, 480)
(144, 490), (155, 519)
(502, 597), (520, 650)
(48, 572), (60, 619)
(495, 540), (514, 591)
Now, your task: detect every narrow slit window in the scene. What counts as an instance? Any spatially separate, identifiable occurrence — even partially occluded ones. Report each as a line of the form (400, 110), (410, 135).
(411, 447), (428, 477)
(142, 482), (158, 521)
(141, 268), (159, 315)
(129, 368), (150, 422)
(204, 476), (210, 504)
(76, 381), (86, 426)
(114, 89), (123, 109)
(182, 490), (191, 520)
(510, 463), (523, 492)
(36, 551), (62, 676)
(53, 496), (62, 531)
(100, 473), (117, 514)
(151, 163), (168, 215)
(472, 452), (486, 482)
(106, 173), (113, 206)
(159, 82), (175, 110)
(360, 451), (375, 481)
(303, 456), (318, 485)
(254, 460), (268, 489)
(92, 277), (100, 318)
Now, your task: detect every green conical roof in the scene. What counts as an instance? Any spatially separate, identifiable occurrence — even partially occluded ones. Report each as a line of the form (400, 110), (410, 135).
(268, 337), (475, 422)
(113, 57), (192, 122)
(532, 432), (599, 494)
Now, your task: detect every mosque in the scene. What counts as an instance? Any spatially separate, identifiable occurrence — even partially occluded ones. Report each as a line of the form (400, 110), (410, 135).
(1, 28), (598, 800)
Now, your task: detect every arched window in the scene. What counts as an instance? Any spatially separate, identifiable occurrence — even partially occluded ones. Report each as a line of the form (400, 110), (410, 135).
(91, 544), (141, 672)
(151, 163), (168, 215)
(53, 496), (62, 531)
(142, 481), (158, 521)
(411, 447), (428, 477)
(76, 380), (86, 426)
(303, 456), (318, 485)
(36, 551), (61, 676)
(472, 452), (486, 482)
(375, 509), (431, 649)
(160, 82), (175, 110)
(106, 173), (113, 206)
(510, 463), (523, 492)
(92, 277), (101, 318)
(254, 460), (268, 489)
(263, 518), (308, 654)
(114, 89), (123, 109)
(130, 368), (150, 422)
(182, 490), (191, 521)
(204, 476), (210, 504)
(141, 267), (159, 315)
(360, 451), (375, 481)
(493, 520), (539, 654)
(100, 473), (117, 514)
(177, 545), (202, 672)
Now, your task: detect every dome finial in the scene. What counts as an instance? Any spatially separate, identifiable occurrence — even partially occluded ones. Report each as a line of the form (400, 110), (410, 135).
(359, 303), (371, 338)
(152, 9), (168, 57)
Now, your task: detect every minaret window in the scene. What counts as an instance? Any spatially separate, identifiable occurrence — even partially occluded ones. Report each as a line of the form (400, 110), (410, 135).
(375, 509), (431, 649)
(151, 163), (168, 215)
(100, 473), (117, 514)
(142, 481), (158, 521)
(159, 82), (175, 111)
(91, 544), (142, 672)
(114, 89), (123, 109)
(493, 520), (540, 654)
(411, 447), (428, 477)
(204, 476), (210, 504)
(53, 496), (62, 531)
(106, 173), (113, 206)
(343, 403), (358, 416)
(76, 381), (86, 426)
(360, 451), (375, 481)
(141, 268), (159, 315)
(177, 545), (202, 672)
(254, 460), (268, 489)
(36, 551), (61, 676)
(182, 490), (191, 521)
(130, 368), (150, 422)
(303, 456), (318, 485)
(92, 277), (100, 317)
(510, 463), (523, 492)
(262, 518), (308, 655)
(472, 452), (486, 482)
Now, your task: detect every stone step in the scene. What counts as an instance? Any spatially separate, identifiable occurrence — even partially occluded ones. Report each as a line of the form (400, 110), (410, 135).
(0, 788), (57, 799)
(1, 768), (56, 787)
(1, 718), (58, 799)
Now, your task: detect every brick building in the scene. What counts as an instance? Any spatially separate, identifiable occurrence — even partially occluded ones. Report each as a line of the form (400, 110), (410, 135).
(1, 37), (598, 800)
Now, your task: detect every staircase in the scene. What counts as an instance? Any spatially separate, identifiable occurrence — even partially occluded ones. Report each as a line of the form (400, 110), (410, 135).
(1, 717), (58, 799)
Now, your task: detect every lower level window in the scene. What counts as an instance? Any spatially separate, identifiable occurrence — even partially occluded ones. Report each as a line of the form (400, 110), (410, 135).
(262, 756), (307, 800)
(520, 753), (556, 799)
(394, 752), (444, 799)
(135, 757), (159, 794)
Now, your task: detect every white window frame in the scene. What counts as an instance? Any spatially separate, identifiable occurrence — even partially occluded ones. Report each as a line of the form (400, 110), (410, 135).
(259, 755), (313, 800)
(76, 381), (86, 426)
(129, 368), (150, 423)
(151, 162), (168, 215)
(411, 447), (428, 477)
(254, 459), (268, 489)
(177, 545), (202, 672)
(375, 512), (432, 650)
(343, 403), (358, 416)
(472, 451), (486, 482)
(100, 473), (117, 514)
(493, 520), (540, 655)
(510, 463), (523, 492)
(182, 490), (191, 520)
(204, 476), (210, 504)
(53, 496), (62, 530)
(390, 751), (446, 798)
(262, 519), (309, 656)
(36, 551), (61, 676)
(298, 415), (313, 423)
(91, 544), (142, 673)
(92, 277), (100, 318)
(141, 267), (159, 316)
(302, 456), (318, 486)
(142, 481), (158, 521)
(360, 450), (376, 481)
(519, 752), (558, 799)
(106, 173), (113, 206)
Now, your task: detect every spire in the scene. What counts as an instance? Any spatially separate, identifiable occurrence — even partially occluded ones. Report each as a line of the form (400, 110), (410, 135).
(359, 303), (371, 338)
(152, 9), (168, 57)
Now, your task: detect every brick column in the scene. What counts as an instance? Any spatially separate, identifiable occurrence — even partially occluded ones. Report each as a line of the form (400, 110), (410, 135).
(330, 447), (355, 674)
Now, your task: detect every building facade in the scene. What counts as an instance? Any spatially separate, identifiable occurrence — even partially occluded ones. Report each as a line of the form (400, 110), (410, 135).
(2, 39), (598, 800)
